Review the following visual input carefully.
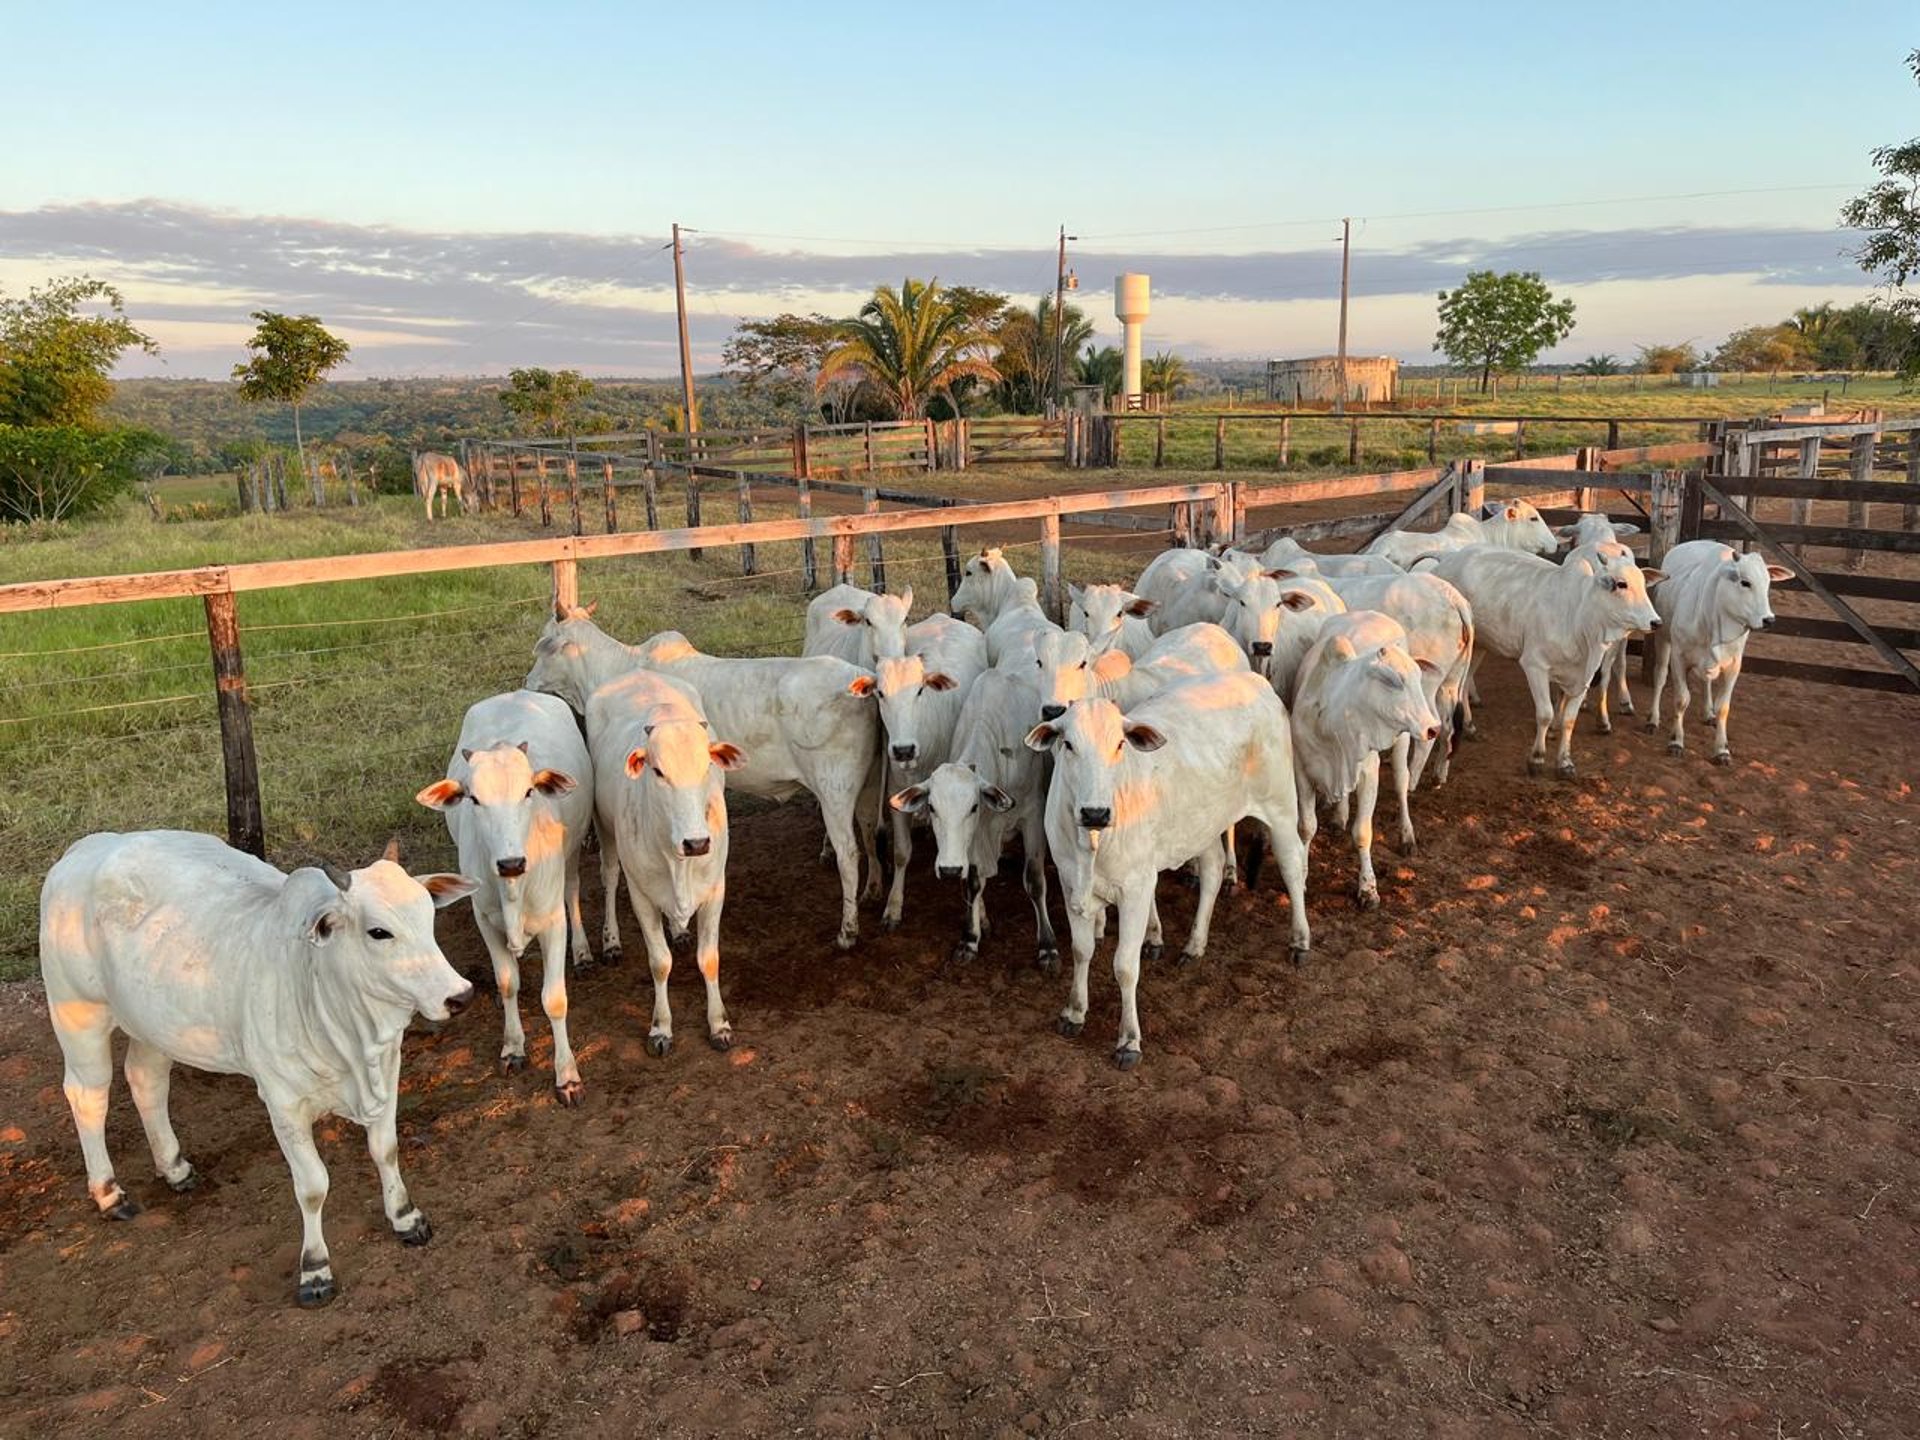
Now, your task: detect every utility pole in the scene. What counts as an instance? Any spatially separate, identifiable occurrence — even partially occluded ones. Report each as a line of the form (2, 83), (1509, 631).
(672, 222), (699, 444)
(1334, 216), (1352, 415)
(1053, 224), (1076, 412)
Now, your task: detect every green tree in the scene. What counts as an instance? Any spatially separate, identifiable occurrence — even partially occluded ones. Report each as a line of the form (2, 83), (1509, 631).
(815, 278), (1002, 420)
(1434, 271), (1576, 392)
(1636, 342), (1701, 375)
(500, 366), (597, 437)
(1142, 350), (1192, 398)
(231, 311), (350, 479)
(1076, 344), (1124, 401)
(991, 295), (1094, 413)
(1713, 325), (1812, 373)
(0, 276), (158, 428)
(1571, 354), (1620, 376)
(0, 424), (167, 523)
(1841, 47), (1920, 370)
(723, 312), (845, 417)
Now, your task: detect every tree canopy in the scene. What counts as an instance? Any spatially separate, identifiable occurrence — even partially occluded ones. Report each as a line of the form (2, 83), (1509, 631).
(232, 311), (350, 470)
(1713, 325), (1812, 373)
(0, 276), (157, 428)
(499, 366), (597, 437)
(815, 278), (1002, 420)
(1842, 51), (1920, 292)
(1434, 271), (1576, 391)
(1143, 351), (1191, 397)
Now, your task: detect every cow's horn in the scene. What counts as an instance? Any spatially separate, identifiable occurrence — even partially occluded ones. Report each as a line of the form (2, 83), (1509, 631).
(381, 836), (402, 864)
(321, 863), (352, 894)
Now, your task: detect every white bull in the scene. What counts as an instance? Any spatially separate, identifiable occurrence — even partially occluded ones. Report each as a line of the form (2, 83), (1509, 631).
(412, 451), (468, 520)
(1026, 671), (1311, 1067)
(585, 669), (744, 1056)
(1644, 540), (1791, 766)
(40, 831), (475, 1307)
(415, 689), (593, 1102)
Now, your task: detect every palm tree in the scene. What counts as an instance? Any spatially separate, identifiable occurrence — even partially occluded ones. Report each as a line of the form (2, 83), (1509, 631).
(991, 295), (1095, 413)
(815, 278), (1002, 420)
(1077, 344), (1124, 401)
(1571, 354), (1620, 375)
(1142, 350), (1191, 397)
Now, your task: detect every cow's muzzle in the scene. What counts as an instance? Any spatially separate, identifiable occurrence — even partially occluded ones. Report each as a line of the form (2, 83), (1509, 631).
(890, 743), (917, 764)
(1647, 616), (1663, 630)
(1250, 641), (1273, 658)
(496, 856), (527, 879)
(935, 864), (964, 880)
(1078, 806), (1111, 830)
(680, 837), (711, 858)
(446, 983), (477, 1017)
(1040, 704), (1066, 721)
(1759, 615), (1776, 629)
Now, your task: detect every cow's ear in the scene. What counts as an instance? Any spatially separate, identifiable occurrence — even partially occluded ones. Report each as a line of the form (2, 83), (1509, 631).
(420, 873), (479, 909)
(1612, 522), (1642, 538)
(1024, 721), (1061, 752)
(515, 739), (530, 754)
(1639, 568), (1666, 587)
(1093, 649), (1132, 684)
(624, 748), (648, 778)
(1505, 506), (1520, 521)
(1280, 589), (1318, 611)
(531, 768), (576, 796)
(923, 671), (958, 692)
(415, 778), (466, 810)
(888, 784), (929, 815)
(1762, 564), (1792, 582)
(1123, 595), (1156, 618)
(459, 747), (475, 762)
(708, 741), (747, 771)
(1123, 722), (1167, 752)
(1327, 634), (1360, 663)
(1067, 582), (1084, 607)
(847, 673), (878, 697)
(1263, 567), (1299, 581)
(832, 608), (862, 626)
(980, 783), (1017, 813)
(1415, 656), (1441, 675)
(288, 868), (347, 946)
(898, 585), (913, 611)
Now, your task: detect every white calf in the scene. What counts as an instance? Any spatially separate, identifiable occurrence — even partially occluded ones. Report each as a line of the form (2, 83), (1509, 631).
(40, 831), (475, 1307)
(1427, 544), (1663, 778)
(1645, 540), (1791, 766)
(415, 689), (593, 1102)
(1214, 569), (1345, 692)
(1026, 672), (1311, 1067)
(1319, 572), (1474, 789)
(1288, 612), (1443, 908)
(586, 670), (744, 1055)
(1068, 582), (1157, 658)
(1029, 622), (1249, 725)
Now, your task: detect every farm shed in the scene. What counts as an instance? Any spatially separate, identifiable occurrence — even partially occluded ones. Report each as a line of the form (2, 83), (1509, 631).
(1265, 354), (1399, 406)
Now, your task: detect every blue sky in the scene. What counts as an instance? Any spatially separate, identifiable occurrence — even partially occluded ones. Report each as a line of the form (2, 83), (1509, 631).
(3, 1), (1914, 376)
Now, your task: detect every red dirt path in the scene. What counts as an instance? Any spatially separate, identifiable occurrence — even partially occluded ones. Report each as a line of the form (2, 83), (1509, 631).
(1, 662), (1917, 1438)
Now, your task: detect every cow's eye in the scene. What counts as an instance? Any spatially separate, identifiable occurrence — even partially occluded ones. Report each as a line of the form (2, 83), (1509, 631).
(1078, 661), (1088, 671)
(1063, 740), (1075, 753)
(367, 927), (393, 941)
(969, 803), (978, 815)
(1740, 579), (1751, 589)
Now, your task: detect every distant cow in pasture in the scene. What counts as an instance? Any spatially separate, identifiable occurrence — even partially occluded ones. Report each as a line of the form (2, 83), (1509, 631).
(39, 831), (475, 1307)
(413, 451), (469, 520)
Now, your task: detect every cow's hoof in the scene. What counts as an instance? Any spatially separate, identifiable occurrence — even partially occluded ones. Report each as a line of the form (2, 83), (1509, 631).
(707, 1029), (734, 1052)
(1596, 719), (1613, 735)
(1556, 761), (1578, 781)
(1288, 945), (1310, 968)
(1035, 946), (1060, 977)
(834, 930), (858, 953)
(1621, 699), (1637, 717)
(555, 1080), (585, 1107)
(104, 1194), (141, 1222)
(1463, 725), (1482, 742)
(1141, 941), (1164, 964)
(167, 1165), (200, 1195)
(500, 1053), (527, 1076)
(296, 1273), (336, 1309)
(1399, 834), (1418, 858)
(880, 914), (902, 934)
(1526, 756), (1547, 775)
(1711, 751), (1733, 768)
(1111, 1047), (1142, 1071)
(949, 942), (979, 966)
(1355, 889), (1381, 912)
(397, 1211), (433, 1247)
(1056, 1015), (1084, 1038)
(1644, 719), (1661, 733)
(1667, 742), (1686, 757)
(601, 944), (623, 966)
(1176, 950), (1203, 968)
(646, 1034), (673, 1058)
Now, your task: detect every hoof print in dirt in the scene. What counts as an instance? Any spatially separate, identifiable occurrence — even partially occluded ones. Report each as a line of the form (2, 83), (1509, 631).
(647, 1034), (673, 1059)
(397, 1211), (433, 1247)
(1112, 1047), (1142, 1071)
(1056, 1015), (1084, 1039)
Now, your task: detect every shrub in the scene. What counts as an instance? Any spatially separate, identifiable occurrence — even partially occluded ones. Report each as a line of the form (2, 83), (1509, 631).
(0, 425), (168, 523)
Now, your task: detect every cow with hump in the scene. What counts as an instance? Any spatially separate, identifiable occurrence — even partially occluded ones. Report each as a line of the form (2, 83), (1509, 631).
(416, 688), (593, 1104)
(39, 831), (476, 1307)
(1025, 670), (1311, 1069)
(1643, 539), (1792, 766)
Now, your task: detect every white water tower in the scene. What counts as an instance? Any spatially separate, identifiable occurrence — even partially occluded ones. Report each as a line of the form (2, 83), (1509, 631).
(1115, 273), (1150, 404)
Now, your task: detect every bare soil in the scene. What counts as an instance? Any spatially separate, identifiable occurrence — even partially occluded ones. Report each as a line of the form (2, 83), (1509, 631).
(2, 656), (1918, 1439)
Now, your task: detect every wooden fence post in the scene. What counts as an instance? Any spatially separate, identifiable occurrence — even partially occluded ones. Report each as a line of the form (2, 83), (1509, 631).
(1110, 417), (1123, 468)
(1231, 481), (1247, 545)
(1789, 436), (1821, 554)
(537, 455), (552, 527)
(1513, 419), (1526, 461)
(507, 451), (523, 517)
(739, 472), (757, 576)
(565, 453), (583, 536)
(1906, 430), (1920, 535)
(1606, 419), (1620, 452)
(234, 471), (252, 514)
(1040, 512), (1063, 623)
(1171, 501), (1192, 548)
(833, 532), (855, 586)
(687, 478), (703, 559)
(1574, 446), (1599, 513)
(796, 474), (817, 591)
(863, 487), (886, 590)
(1278, 416), (1291, 470)
(1208, 483), (1234, 550)
(794, 423), (812, 480)
(551, 556), (579, 616)
(1348, 416), (1360, 467)
(272, 453), (289, 511)
(1214, 415), (1226, 470)
(1644, 469), (1685, 681)
(940, 504), (961, 601)
(602, 458), (618, 533)
(1155, 415), (1167, 469)
(204, 589), (265, 859)
(1847, 430), (1876, 570)
(345, 461), (360, 509)
(1460, 459), (1486, 517)
(864, 421), (875, 475)
(923, 417), (936, 473)
(1427, 417), (1439, 464)
(643, 462), (659, 531)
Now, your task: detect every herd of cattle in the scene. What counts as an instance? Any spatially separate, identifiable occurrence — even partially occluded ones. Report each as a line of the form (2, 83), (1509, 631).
(35, 501), (1792, 1305)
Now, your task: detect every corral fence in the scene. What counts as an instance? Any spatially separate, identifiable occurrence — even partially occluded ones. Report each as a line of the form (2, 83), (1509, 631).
(4, 418), (1915, 867)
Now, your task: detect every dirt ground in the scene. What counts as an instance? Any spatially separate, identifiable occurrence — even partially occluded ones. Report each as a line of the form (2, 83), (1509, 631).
(3, 623), (1919, 1438)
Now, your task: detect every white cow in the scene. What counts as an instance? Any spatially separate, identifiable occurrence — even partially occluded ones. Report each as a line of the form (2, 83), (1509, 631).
(1556, 512), (1642, 550)
(805, 584), (914, 669)
(415, 690), (593, 1103)
(889, 665), (1059, 971)
(528, 610), (885, 951)
(1068, 582), (1157, 658)
(413, 451), (468, 520)
(1288, 612), (1444, 909)
(1213, 569), (1346, 692)
(949, 547), (1027, 629)
(982, 577), (1059, 666)
(1143, 549), (1265, 635)
(1367, 502), (1560, 568)
(1028, 622), (1249, 725)
(855, 613), (989, 930)
(1644, 540), (1791, 766)
(585, 669), (744, 1056)
(1026, 671), (1312, 1067)
(1427, 543), (1663, 778)
(1554, 515), (1646, 732)
(1250, 536), (1405, 577)
(40, 831), (475, 1307)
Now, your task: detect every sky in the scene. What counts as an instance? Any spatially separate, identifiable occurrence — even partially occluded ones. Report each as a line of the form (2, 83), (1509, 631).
(3, 1), (1914, 379)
